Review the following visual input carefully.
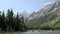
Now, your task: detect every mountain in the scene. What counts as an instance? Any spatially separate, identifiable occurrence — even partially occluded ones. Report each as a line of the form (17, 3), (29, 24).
(27, 0), (60, 27)
(22, 11), (29, 18)
(22, 11), (29, 22)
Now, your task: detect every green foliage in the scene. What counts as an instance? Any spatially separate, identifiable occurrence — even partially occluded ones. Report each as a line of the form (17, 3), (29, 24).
(0, 9), (27, 32)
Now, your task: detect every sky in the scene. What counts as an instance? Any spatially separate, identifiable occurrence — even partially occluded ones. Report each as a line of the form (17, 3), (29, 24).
(0, 0), (53, 14)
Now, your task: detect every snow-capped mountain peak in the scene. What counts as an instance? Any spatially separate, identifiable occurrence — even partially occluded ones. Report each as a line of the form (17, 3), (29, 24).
(22, 11), (29, 19)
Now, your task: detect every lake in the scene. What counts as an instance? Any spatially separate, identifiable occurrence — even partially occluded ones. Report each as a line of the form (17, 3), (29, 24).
(0, 30), (60, 34)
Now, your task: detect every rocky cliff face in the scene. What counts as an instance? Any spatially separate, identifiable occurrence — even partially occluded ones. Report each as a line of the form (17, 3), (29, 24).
(27, 0), (60, 27)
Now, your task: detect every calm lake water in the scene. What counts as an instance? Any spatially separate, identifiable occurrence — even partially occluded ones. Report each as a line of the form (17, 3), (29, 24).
(0, 30), (60, 34)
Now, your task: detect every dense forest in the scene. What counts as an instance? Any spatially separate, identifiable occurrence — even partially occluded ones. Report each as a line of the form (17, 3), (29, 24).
(0, 9), (60, 32)
(0, 9), (27, 32)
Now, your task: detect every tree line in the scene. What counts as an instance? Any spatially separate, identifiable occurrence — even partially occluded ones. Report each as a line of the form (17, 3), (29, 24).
(0, 9), (27, 32)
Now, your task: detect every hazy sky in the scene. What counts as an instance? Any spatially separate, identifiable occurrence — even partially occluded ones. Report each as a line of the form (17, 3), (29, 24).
(0, 0), (53, 14)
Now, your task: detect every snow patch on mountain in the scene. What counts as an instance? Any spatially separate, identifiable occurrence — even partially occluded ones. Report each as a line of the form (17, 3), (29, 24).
(44, 2), (53, 6)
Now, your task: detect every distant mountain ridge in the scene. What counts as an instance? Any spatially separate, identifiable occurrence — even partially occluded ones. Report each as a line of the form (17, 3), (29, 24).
(22, 11), (29, 23)
(27, 0), (60, 27)
(22, 11), (29, 19)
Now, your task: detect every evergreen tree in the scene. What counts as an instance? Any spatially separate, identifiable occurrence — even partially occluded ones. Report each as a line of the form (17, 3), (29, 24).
(1, 11), (7, 31)
(10, 9), (14, 30)
(0, 9), (27, 32)
(20, 15), (27, 31)
(6, 9), (14, 31)
(0, 12), (2, 31)
(14, 12), (21, 31)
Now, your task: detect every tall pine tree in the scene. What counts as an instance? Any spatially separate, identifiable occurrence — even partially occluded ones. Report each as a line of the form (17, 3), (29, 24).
(6, 9), (14, 31)
(1, 11), (6, 31)
(14, 12), (21, 31)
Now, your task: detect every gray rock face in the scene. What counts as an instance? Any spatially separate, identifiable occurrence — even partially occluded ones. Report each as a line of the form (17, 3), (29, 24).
(55, 0), (60, 8)
(22, 11), (29, 19)
(47, 0), (60, 14)
(27, 0), (60, 27)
